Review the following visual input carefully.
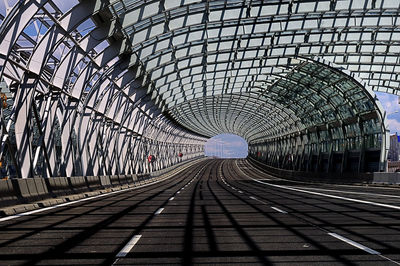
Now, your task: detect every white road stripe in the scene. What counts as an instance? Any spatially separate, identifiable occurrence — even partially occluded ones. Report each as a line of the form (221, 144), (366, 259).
(116, 235), (142, 258)
(238, 191), (243, 193)
(0, 167), (192, 223)
(291, 186), (400, 199)
(250, 196), (269, 205)
(248, 177), (400, 211)
(271, 206), (288, 214)
(0, 186), (135, 223)
(169, 197), (175, 201)
(328, 233), (380, 255)
(155, 208), (164, 215)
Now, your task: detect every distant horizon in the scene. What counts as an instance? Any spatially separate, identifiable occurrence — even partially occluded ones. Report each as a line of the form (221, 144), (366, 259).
(204, 134), (248, 158)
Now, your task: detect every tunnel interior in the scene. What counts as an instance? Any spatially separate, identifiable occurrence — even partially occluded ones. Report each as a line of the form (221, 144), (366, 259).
(1, 2), (400, 265)
(167, 58), (388, 173)
(0, 0), (393, 178)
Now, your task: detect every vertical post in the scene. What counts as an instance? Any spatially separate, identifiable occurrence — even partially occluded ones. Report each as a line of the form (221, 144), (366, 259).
(43, 94), (59, 177)
(380, 126), (390, 172)
(14, 74), (37, 178)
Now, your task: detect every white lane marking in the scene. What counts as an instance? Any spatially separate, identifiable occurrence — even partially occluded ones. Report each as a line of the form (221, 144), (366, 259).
(248, 177), (400, 211)
(155, 208), (164, 215)
(116, 235), (142, 258)
(250, 196), (269, 205)
(271, 206), (288, 214)
(290, 186), (400, 199)
(328, 233), (380, 255)
(0, 184), (141, 223)
(238, 191), (243, 193)
(239, 160), (400, 192)
(169, 197), (175, 201)
(0, 161), (204, 223)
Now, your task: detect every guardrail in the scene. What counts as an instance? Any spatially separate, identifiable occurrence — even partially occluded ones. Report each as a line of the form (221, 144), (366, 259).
(247, 157), (400, 185)
(0, 156), (206, 216)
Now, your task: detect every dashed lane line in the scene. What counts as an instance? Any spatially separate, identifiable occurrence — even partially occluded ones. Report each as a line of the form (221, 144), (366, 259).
(271, 206), (288, 214)
(222, 173), (288, 215)
(155, 208), (164, 215)
(327, 233), (380, 255)
(249, 196), (269, 205)
(0, 180), (164, 223)
(0, 161), (209, 223)
(235, 160), (400, 264)
(116, 235), (142, 258)
(112, 168), (203, 262)
(328, 232), (400, 264)
(246, 190), (289, 213)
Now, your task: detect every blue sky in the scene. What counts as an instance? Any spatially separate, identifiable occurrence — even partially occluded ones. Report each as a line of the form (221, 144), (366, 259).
(375, 92), (400, 134)
(204, 134), (248, 158)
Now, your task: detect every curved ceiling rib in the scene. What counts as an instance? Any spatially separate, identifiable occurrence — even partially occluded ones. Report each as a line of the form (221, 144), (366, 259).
(0, 0), (396, 177)
(167, 57), (386, 142)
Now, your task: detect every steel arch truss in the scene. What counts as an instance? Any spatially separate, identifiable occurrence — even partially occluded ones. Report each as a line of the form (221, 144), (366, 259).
(0, 0), (205, 178)
(0, 0), (396, 177)
(247, 58), (389, 173)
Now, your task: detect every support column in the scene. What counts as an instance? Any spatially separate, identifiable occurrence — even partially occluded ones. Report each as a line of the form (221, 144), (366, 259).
(14, 74), (37, 178)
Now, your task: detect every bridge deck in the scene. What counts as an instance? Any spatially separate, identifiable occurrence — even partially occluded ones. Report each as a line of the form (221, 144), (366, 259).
(0, 159), (399, 265)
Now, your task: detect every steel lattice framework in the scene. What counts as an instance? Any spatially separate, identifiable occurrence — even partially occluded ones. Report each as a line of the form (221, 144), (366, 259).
(0, 0), (397, 178)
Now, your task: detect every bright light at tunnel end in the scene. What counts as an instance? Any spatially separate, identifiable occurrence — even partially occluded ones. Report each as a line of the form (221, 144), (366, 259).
(204, 134), (248, 158)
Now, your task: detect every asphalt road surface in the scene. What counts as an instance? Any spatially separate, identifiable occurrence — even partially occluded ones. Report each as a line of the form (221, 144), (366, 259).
(0, 159), (399, 265)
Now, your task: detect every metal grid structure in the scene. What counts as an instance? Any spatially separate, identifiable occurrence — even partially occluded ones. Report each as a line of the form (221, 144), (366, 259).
(0, 0), (397, 178)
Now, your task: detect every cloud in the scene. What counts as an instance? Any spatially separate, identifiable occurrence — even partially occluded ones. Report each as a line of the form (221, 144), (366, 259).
(205, 133), (248, 158)
(204, 145), (218, 152)
(375, 92), (399, 114)
(387, 119), (400, 134)
(226, 140), (247, 147)
(375, 92), (400, 133)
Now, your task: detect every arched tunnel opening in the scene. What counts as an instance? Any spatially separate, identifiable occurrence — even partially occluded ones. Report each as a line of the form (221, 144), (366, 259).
(168, 58), (388, 175)
(204, 134), (248, 158)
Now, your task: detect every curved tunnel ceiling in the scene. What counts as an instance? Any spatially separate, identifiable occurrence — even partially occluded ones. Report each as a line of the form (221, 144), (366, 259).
(167, 57), (385, 142)
(0, 0), (396, 177)
(99, 0), (394, 142)
(78, 0), (394, 143)
(0, 1), (396, 132)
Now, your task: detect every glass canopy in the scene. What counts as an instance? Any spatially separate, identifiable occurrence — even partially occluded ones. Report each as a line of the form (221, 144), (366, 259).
(0, 0), (395, 176)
